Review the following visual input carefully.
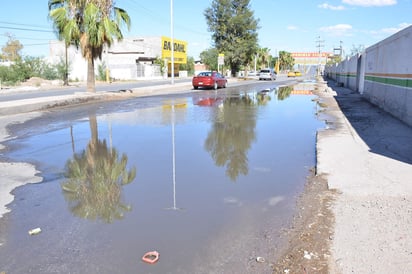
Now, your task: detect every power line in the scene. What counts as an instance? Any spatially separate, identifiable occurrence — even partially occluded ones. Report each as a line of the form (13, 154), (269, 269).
(0, 33), (52, 41)
(0, 20), (52, 30)
(0, 26), (54, 33)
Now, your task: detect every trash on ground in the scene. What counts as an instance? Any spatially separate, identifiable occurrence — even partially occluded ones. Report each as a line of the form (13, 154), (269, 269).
(28, 228), (42, 235)
(256, 256), (265, 263)
(303, 250), (312, 260)
(142, 251), (159, 264)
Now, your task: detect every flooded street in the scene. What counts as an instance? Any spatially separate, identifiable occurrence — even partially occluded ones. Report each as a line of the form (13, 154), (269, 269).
(0, 81), (324, 273)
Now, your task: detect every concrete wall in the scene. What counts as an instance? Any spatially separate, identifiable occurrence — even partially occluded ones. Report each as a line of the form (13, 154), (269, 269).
(331, 55), (359, 91)
(325, 25), (412, 127)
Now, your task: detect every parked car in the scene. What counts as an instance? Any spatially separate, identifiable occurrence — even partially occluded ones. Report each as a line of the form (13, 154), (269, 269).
(287, 71), (296, 77)
(192, 71), (227, 90)
(259, 68), (276, 80)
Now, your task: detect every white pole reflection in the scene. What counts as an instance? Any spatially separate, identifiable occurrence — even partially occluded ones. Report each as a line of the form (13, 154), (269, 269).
(165, 104), (183, 211)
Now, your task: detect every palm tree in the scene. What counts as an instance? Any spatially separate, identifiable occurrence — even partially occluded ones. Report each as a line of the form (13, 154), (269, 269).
(48, 0), (131, 92)
(257, 47), (271, 69)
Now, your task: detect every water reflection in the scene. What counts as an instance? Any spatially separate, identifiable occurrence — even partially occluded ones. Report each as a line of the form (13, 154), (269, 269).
(276, 86), (293, 100)
(62, 113), (137, 223)
(204, 94), (257, 181)
(256, 89), (272, 105)
(162, 100), (187, 211)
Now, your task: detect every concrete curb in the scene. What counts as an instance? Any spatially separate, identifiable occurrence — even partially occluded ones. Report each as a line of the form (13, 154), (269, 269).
(0, 82), (195, 116)
(0, 93), (109, 115)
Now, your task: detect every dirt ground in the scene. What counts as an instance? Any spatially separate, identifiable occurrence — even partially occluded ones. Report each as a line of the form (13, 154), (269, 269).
(270, 171), (335, 274)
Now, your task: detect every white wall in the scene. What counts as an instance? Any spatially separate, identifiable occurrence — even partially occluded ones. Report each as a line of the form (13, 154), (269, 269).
(363, 26), (412, 126)
(324, 25), (412, 126)
(49, 37), (164, 81)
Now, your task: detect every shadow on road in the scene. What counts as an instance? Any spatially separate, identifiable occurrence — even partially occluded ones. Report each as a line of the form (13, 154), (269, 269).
(326, 78), (412, 165)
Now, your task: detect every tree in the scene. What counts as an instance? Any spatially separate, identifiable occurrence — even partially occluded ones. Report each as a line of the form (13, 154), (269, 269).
(1, 34), (23, 61)
(279, 51), (294, 71)
(327, 55), (342, 65)
(200, 48), (219, 71)
(204, 0), (259, 76)
(48, 0), (131, 92)
(179, 56), (195, 75)
(257, 47), (271, 69)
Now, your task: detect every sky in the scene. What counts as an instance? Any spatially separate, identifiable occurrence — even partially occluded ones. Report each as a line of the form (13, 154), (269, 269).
(0, 0), (411, 60)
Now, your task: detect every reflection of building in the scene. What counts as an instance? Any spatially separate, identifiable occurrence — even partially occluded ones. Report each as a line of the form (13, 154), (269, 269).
(48, 36), (187, 81)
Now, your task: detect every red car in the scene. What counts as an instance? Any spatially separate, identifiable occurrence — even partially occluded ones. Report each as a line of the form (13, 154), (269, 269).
(192, 71), (227, 90)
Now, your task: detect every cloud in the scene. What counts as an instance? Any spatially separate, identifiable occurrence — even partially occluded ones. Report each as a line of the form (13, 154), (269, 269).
(318, 3), (346, 10)
(287, 25), (298, 31)
(342, 0), (397, 7)
(268, 196), (284, 206)
(370, 23), (412, 36)
(319, 24), (353, 36)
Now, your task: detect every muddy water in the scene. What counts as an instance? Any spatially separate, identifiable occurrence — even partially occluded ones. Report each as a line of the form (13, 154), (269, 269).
(0, 83), (324, 273)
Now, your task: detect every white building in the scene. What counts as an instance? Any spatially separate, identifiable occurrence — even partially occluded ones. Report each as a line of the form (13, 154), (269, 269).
(49, 36), (188, 81)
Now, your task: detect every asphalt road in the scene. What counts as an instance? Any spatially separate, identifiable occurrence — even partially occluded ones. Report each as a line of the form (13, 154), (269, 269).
(0, 78), (192, 102)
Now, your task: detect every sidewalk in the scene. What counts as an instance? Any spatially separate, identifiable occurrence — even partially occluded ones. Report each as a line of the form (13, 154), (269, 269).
(0, 81), (193, 116)
(316, 79), (412, 273)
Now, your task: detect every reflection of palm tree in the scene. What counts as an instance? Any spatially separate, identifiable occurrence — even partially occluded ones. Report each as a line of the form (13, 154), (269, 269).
(62, 114), (136, 223)
(276, 86), (293, 100)
(256, 92), (272, 105)
(204, 95), (257, 181)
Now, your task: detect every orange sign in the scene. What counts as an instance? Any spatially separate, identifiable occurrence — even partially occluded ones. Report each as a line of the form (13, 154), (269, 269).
(292, 52), (331, 58)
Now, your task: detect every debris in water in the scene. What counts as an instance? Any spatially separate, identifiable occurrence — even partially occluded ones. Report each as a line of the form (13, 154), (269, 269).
(256, 256), (265, 263)
(28, 228), (42, 235)
(142, 251), (159, 264)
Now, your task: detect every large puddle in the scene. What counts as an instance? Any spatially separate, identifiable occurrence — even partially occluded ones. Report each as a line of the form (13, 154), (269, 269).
(0, 82), (324, 273)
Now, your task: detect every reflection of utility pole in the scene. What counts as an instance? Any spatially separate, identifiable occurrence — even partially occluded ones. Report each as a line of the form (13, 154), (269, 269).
(70, 125), (75, 153)
(316, 36), (324, 76)
(165, 104), (182, 211)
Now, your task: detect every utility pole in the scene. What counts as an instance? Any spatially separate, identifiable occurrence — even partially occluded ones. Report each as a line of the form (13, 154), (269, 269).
(170, 0), (174, 85)
(316, 36), (324, 76)
(333, 41), (343, 58)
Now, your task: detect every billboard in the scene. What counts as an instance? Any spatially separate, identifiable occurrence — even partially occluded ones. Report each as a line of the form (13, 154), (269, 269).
(291, 52), (330, 58)
(292, 52), (332, 65)
(161, 36), (187, 64)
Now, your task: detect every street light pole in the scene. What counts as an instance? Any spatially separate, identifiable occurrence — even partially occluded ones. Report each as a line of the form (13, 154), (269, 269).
(170, 0), (175, 85)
